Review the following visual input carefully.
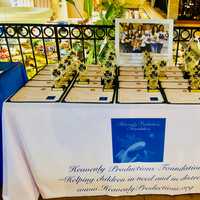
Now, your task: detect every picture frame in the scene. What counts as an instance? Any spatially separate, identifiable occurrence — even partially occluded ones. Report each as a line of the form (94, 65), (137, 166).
(115, 19), (174, 66)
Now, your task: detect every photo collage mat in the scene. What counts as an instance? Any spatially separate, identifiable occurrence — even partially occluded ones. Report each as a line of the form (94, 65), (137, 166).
(115, 19), (174, 66)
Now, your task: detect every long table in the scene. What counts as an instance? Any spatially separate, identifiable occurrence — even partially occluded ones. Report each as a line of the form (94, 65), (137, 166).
(0, 62), (27, 185)
(3, 103), (200, 200)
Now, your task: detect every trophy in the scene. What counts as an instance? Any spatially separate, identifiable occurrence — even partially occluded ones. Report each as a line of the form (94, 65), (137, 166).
(184, 41), (200, 76)
(77, 63), (90, 84)
(52, 50), (79, 89)
(147, 70), (159, 91)
(101, 61), (116, 90)
(159, 60), (167, 67)
(52, 68), (65, 89)
(52, 68), (61, 80)
(188, 74), (199, 91)
(158, 60), (167, 78)
(143, 51), (153, 78)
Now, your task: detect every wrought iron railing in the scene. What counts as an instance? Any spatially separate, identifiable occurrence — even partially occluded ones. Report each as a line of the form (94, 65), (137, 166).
(0, 23), (200, 77)
(173, 26), (200, 64)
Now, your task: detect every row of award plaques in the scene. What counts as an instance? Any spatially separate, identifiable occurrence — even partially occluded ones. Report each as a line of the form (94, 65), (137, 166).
(8, 64), (200, 104)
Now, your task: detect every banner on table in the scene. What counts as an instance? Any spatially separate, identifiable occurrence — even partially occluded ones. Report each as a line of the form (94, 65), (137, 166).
(3, 104), (200, 200)
(111, 118), (166, 163)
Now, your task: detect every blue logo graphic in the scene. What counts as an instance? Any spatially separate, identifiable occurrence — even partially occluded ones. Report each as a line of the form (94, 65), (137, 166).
(111, 118), (166, 163)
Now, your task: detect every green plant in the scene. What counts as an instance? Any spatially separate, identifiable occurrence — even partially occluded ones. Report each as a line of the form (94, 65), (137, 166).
(97, 39), (115, 64)
(66, 0), (125, 64)
(66, 0), (93, 19)
(84, 0), (93, 19)
(93, 0), (125, 64)
(95, 0), (125, 25)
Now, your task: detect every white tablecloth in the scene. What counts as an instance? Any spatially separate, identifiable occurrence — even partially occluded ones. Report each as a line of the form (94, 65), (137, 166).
(3, 103), (200, 200)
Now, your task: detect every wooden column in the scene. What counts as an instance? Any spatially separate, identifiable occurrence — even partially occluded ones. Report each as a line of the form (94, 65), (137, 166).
(67, 0), (85, 18)
(34, 0), (51, 8)
(167, 0), (180, 19)
(50, 0), (68, 21)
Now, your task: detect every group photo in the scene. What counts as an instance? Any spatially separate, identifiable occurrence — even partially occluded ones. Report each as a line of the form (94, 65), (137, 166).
(119, 22), (169, 54)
